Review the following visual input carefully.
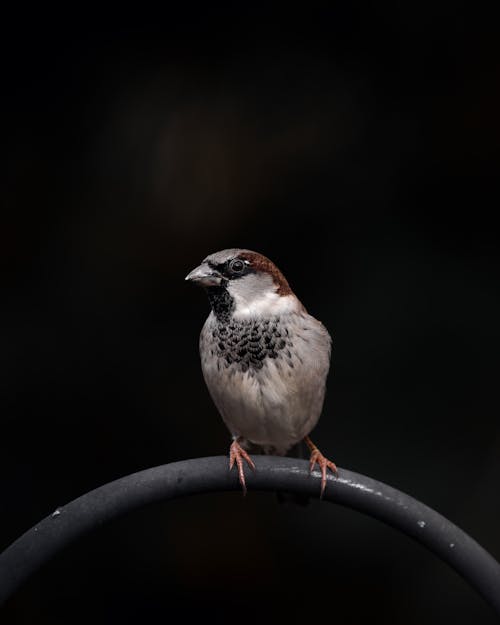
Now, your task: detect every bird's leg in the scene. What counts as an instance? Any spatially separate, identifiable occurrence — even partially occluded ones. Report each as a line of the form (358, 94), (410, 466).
(229, 437), (256, 495)
(304, 436), (338, 498)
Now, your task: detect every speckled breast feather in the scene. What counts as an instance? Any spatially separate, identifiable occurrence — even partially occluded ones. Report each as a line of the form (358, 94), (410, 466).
(199, 309), (331, 454)
(210, 317), (294, 373)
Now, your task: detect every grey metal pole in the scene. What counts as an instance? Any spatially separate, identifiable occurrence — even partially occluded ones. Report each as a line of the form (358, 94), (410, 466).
(0, 456), (499, 614)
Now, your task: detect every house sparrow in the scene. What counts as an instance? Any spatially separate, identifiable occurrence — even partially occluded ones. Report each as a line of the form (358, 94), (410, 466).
(186, 248), (337, 496)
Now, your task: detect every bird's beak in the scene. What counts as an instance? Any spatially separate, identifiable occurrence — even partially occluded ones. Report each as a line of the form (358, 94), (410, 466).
(185, 262), (222, 287)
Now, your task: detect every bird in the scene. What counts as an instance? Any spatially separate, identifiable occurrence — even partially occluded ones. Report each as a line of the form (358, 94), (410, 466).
(185, 248), (337, 496)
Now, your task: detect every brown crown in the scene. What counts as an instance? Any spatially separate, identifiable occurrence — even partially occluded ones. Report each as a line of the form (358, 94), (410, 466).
(238, 251), (293, 296)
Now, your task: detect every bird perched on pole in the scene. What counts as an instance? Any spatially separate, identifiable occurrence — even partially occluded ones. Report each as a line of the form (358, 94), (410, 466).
(186, 248), (337, 496)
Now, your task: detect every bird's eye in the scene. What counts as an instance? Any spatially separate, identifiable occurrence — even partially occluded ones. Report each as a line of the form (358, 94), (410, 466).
(229, 259), (245, 273)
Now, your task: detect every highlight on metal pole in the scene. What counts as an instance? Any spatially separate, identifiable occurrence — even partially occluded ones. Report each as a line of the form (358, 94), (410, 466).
(0, 456), (499, 614)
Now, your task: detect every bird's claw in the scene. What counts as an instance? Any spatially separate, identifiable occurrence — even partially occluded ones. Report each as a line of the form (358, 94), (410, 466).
(229, 440), (255, 495)
(308, 445), (338, 498)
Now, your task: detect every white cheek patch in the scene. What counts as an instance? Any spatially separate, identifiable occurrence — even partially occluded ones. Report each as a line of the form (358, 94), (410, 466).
(226, 272), (301, 319)
(232, 292), (299, 319)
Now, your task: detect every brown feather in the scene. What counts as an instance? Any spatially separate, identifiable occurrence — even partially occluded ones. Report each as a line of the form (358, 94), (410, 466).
(238, 251), (293, 296)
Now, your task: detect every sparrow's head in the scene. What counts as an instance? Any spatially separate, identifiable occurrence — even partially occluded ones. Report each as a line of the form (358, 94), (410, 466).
(186, 248), (301, 320)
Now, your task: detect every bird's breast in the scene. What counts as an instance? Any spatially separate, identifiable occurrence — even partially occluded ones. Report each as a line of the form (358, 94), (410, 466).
(199, 312), (331, 452)
(207, 316), (291, 371)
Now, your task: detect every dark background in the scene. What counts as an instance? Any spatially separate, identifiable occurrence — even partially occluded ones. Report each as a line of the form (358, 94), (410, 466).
(1, 5), (499, 624)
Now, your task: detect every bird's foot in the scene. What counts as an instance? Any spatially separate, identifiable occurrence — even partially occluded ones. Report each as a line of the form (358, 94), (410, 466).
(229, 439), (256, 495)
(305, 436), (338, 498)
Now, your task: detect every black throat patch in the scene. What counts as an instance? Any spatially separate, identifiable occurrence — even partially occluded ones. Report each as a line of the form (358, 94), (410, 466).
(206, 284), (235, 323)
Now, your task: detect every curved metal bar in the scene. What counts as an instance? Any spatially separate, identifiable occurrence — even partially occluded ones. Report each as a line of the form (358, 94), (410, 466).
(0, 456), (499, 614)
